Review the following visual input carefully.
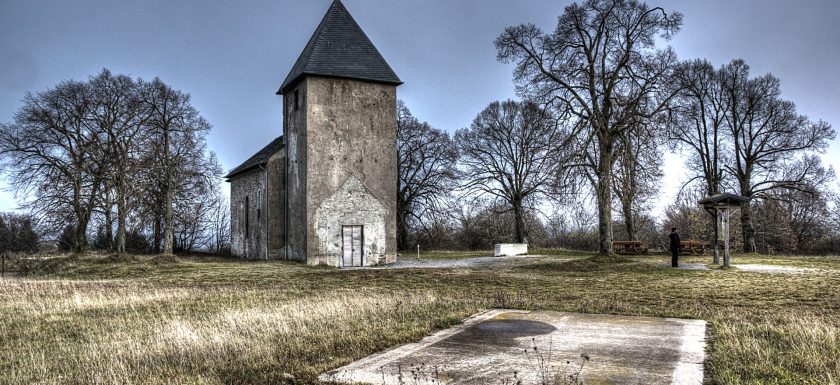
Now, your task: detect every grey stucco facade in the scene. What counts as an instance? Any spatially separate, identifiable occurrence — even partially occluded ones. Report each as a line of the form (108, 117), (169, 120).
(226, 0), (400, 266)
(285, 76), (398, 266)
(229, 168), (266, 259)
(284, 79), (308, 263)
(266, 151), (286, 259)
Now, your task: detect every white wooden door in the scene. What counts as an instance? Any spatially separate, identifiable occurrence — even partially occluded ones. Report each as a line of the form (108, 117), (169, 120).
(341, 225), (364, 267)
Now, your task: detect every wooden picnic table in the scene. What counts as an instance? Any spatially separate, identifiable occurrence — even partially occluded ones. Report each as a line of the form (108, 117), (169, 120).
(613, 240), (649, 255)
(679, 240), (710, 255)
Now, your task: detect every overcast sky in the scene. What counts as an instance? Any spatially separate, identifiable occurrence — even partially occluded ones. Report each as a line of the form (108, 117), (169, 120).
(1, 0), (838, 214)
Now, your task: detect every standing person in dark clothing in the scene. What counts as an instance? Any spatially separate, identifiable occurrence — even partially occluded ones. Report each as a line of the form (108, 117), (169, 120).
(669, 227), (681, 267)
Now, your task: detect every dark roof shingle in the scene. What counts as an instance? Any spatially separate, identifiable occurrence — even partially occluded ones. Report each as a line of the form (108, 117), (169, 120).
(698, 193), (750, 206)
(225, 136), (284, 180)
(278, 0), (402, 94)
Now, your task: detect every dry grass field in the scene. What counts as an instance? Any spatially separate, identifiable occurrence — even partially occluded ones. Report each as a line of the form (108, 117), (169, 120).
(1, 251), (839, 385)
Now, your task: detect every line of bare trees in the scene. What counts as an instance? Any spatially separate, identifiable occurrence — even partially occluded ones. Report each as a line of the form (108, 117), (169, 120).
(0, 69), (229, 255)
(0, 213), (39, 254)
(397, 0), (836, 256)
(671, 59), (835, 252)
(0, 2), (834, 257)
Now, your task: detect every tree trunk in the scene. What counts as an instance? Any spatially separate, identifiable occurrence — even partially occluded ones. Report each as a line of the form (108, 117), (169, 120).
(512, 197), (526, 243)
(116, 213), (126, 254)
(153, 216), (162, 254)
(741, 201), (756, 253)
(596, 136), (614, 256)
(596, 180), (613, 256)
(622, 199), (635, 241)
(72, 183), (93, 254)
(162, 125), (174, 255)
(74, 209), (92, 254)
(396, 209), (409, 251)
(708, 184), (720, 264)
(115, 180), (127, 254)
(104, 205), (114, 251)
(74, 221), (87, 254)
(163, 180), (174, 255)
(116, 199), (127, 254)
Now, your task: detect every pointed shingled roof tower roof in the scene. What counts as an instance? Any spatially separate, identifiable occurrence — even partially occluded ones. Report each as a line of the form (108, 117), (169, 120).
(278, 0), (402, 94)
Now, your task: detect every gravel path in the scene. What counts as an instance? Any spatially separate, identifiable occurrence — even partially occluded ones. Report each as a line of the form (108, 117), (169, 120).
(734, 264), (820, 274)
(665, 263), (820, 274)
(349, 258), (824, 273)
(343, 254), (563, 270)
(675, 263), (711, 271)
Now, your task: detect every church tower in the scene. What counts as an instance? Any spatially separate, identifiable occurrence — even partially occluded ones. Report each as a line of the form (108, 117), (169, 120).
(279, 0), (401, 266)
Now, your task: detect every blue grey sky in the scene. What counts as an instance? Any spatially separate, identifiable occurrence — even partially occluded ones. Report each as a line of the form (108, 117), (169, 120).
(1, 0), (838, 213)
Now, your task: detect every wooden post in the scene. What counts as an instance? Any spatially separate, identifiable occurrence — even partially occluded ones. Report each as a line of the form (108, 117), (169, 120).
(722, 208), (731, 268)
(1, 252), (5, 278)
(417, 244), (420, 260)
(713, 209), (720, 265)
(699, 194), (748, 269)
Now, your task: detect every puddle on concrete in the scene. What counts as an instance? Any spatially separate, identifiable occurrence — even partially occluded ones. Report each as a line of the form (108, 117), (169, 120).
(440, 318), (556, 348)
(474, 319), (556, 336)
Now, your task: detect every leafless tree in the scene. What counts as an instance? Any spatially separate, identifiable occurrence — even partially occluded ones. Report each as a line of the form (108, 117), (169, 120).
(456, 100), (564, 243)
(2, 70), (224, 255)
(496, 0), (683, 255)
(832, 187), (840, 226)
(670, 59), (729, 196)
(139, 78), (212, 255)
(172, 152), (223, 252)
(0, 213), (39, 253)
(612, 121), (662, 241)
(543, 197), (598, 251)
(452, 199), (550, 250)
(88, 70), (149, 254)
(396, 101), (459, 250)
(719, 59), (836, 252)
(661, 188), (714, 248)
(668, 59), (731, 253)
(207, 190), (231, 254)
(768, 180), (832, 254)
(0, 81), (102, 252)
(135, 151), (166, 253)
(407, 196), (460, 250)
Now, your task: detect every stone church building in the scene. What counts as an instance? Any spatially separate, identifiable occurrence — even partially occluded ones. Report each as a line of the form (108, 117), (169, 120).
(226, 0), (400, 267)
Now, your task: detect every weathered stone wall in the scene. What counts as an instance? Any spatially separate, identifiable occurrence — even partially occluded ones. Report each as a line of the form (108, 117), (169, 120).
(230, 169), (266, 259)
(266, 150), (286, 259)
(314, 176), (389, 266)
(284, 80), (309, 262)
(304, 76), (398, 266)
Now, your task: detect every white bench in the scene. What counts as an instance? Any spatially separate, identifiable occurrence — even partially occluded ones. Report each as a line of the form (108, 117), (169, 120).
(494, 243), (528, 257)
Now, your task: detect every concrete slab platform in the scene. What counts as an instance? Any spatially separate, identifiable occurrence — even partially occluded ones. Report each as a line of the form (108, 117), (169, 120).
(321, 309), (706, 385)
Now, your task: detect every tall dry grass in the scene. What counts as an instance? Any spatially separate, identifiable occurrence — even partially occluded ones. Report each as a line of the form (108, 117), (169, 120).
(1, 253), (839, 384)
(0, 277), (484, 384)
(708, 309), (840, 384)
